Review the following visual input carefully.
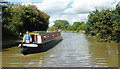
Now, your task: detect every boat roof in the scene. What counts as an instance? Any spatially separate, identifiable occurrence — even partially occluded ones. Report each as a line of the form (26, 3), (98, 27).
(29, 31), (60, 34)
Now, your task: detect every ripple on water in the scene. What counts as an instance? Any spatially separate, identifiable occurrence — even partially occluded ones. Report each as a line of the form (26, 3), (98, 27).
(9, 63), (26, 64)
(8, 54), (23, 57)
(50, 55), (56, 58)
(10, 66), (18, 67)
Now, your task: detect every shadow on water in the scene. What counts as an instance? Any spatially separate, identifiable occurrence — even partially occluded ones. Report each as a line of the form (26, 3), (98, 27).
(2, 41), (22, 52)
(23, 39), (63, 55)
(86, 36), (118, 67)
(2, 49), (9, 51)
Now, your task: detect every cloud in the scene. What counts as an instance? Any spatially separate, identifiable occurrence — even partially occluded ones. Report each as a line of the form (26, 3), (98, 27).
(113, 0), (120, 8)
(21, 2), (32, 6)
(64, 0), (116, 14)
(6, 0), (42, 2)
(20, 0), (119, 27)
(49, 14), (89, 27)
(32, 0), (72, 14)
(21, 0), (72, 14)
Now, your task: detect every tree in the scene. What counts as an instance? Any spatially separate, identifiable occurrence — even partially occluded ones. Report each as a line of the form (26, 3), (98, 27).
(2, 4), (50, 40)
(85, 5), (120, 42)
(54, 20), (70, 30)
(72, 22), (85, 31)
(47, 26), (57, 31)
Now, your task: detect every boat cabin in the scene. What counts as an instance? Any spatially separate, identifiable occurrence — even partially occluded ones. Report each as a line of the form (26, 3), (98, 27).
(23, 31), (61, 44)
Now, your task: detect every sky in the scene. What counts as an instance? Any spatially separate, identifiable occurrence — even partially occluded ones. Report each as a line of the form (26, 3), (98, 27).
(5, 0), (120, 27)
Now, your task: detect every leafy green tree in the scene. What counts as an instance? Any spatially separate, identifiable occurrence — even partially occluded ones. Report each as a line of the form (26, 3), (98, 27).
(54, 20), (70, 30)
(50, 20), (86, 32)
(72, 22), (85, 31)
(47, 26), (57, 31)
(85, 4), (120, 42)
(66, 25), (73, 31)
(2, 4), (50, 40)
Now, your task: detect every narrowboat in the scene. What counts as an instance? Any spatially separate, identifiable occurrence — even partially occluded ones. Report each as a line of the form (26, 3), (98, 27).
(18, 31), (62, 55)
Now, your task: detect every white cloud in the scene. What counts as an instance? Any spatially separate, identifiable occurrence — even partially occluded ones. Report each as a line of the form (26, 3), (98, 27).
(21, 0), (72, 14)
(78, 14), (89, 20)
(20, 0), (32, 2)
(33, 0), (71, 14)
(64, 0), (116, 14)
(21, 2), (32, 6)
(6, 0), (42, 2)
(113, 0), (120, 8)
(49, 14), (88, 27)
(49, 22), (55, 27)
(20, 0), (119, 27)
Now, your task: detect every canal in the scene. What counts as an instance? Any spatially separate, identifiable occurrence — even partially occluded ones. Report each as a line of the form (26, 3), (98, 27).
(2, 33), (118, 67)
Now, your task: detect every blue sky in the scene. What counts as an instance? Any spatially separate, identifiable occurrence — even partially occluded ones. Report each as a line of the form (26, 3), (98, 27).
(5, 0), (120, 27)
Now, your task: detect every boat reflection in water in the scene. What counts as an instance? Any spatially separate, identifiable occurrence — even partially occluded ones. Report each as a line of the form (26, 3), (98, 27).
(18, 31), (62, 55)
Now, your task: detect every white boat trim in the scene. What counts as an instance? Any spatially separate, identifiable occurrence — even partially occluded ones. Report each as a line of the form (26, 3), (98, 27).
(23, 44), (38, 47)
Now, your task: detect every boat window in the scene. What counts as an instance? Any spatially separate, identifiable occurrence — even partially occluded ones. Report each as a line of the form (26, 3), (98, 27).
(52, 34), (54, 38)
(48, 35), (50, 40)
(56, 34), (57, 37)
(55, 34), (56, 37)
(44, 35), (47, 40)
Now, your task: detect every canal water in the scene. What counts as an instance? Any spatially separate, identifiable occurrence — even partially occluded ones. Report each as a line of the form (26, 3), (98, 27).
(2, 33), (118, 67)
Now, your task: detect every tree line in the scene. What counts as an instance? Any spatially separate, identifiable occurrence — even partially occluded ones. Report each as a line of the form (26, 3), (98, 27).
(85, 4), (120, 42)
(2, 3), (50, 40)
(48, 20), (86, 33)
(48, 3), (120, 43)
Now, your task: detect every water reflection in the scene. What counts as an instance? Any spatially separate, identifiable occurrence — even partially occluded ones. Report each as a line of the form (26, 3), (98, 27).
(86, 36), (118, 67)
